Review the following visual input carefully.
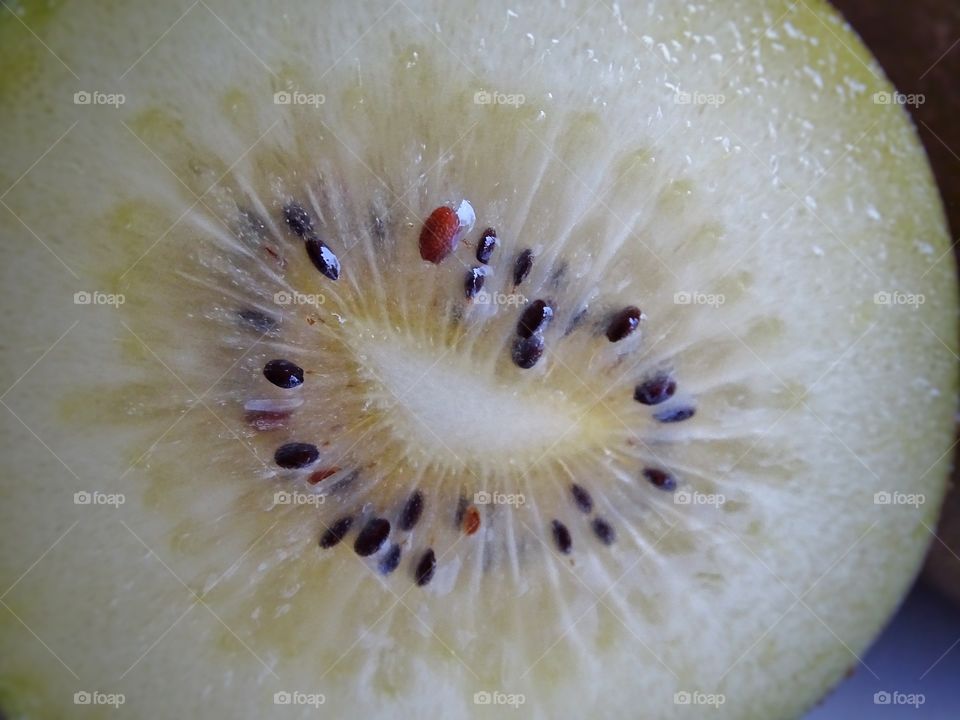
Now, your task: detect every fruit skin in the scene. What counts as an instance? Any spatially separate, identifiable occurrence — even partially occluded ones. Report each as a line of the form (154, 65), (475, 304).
(0, 1), (957, 719)
(832, 0), (960, 608)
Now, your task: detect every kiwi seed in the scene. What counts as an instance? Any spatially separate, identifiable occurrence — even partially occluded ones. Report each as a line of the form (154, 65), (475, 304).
(319, 516), (354, 549)
(398, 491), (425, 531)
(606, 306), (642, 342)
(551, 519), (573, 554)
(570, 484), (593, 513)
(283, 201), (314, 237)
(516, 299), (553, 338)
(379, 544), (402, 575)
(464, 267), (485, 300)
(462, 506), (481, 535)
(354, 518), (391, 556)
(591, 517), (616, 545)
(513, 248), (534, 285)
(414, 549), (437, 586)
(511, 334), (545, 369)
(633, 373), (677, 406)
(476, 228), (497, 264)
(305, 236), (341, 281)
(263, 359), (304, 389)
(274, 442), (320, 469)
(642, 467), (677, 491)
(655, 406), (696, 423)
(419, 206), (460, 264)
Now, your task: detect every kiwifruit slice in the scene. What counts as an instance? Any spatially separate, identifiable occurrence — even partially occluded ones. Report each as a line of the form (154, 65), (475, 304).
(0, 1), (956, 718)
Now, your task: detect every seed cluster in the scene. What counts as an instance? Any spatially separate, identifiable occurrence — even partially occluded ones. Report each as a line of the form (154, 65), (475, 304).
(249, 198), (702, 589)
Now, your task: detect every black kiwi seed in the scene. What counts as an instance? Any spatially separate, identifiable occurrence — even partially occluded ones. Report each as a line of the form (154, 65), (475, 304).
(606, 306), (642, 342)
(415, 548), (437, 586)
(283, 201), (313, 237)
(633, 373), (677, 406)
(570, 484), (593, 513)
(354, 517), (391, 557)
(655, 406), (696, 423)
(551, 519), (572, 554)
(512, 334), (545, 369)
(379, 544), (402, 575)
(476, 228), (497, 264)
(319, 516), (354, 548)
(516, 299), (553, 338)
(305, 236), (341, 281)
(399, 490), (424, 531)
(513, 249), (534, 285)
(643, 467), (677, 491)
(237, 308), (277, 334)
(591, 517), (616, 545)
(274, 442), (319, 469)
(263, 359), (304, 389)
(464, 267), (486, 300)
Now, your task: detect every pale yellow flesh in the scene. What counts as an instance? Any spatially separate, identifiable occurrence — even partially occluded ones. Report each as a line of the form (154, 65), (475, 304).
(0, 1), (957, 719)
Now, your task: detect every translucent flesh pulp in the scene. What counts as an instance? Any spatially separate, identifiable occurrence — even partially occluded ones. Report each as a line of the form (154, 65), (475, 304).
(0, 1), (956, 718)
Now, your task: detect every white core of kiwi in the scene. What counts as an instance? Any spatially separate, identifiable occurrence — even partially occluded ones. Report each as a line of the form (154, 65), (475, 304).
(0, 1), (956, 719)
